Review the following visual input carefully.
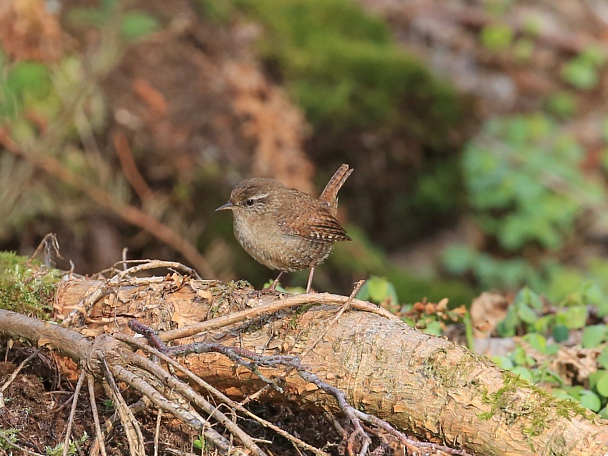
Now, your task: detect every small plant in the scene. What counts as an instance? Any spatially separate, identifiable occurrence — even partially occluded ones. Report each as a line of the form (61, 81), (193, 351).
(489, 283), (608, 416)
(0, 428), (19, 450)
(45, 433), (88, 456)
(357, 276), (466, 335)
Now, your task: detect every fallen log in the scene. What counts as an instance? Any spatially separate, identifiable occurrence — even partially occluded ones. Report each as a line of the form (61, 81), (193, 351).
(2, 264), (608, 455)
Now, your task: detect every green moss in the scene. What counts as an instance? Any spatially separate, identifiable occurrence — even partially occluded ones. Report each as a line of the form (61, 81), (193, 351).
(423, 350), (482, 389)
(0, 252), (60, 319)
(478, 370), (596, 449)
(210, 0), (462, 144)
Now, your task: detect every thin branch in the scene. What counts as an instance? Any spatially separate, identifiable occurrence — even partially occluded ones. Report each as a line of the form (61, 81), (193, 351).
(87, 373), (108, 456)
(161, 291), (399, 342)
(101, 357), (146, 456)
(62, 370), (85, 456)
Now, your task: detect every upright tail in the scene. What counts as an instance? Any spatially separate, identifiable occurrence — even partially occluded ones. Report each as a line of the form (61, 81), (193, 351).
(319, 164), (353, 216)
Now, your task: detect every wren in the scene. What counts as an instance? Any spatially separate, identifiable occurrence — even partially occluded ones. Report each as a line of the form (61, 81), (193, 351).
(216, 164), (353, 293)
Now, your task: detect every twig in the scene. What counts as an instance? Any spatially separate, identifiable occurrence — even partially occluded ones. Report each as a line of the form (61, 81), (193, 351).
(106, 260), (203, 282)
(87, 373), (107, 456)
(161, 291), (398, 342)
(299, 281), (364, 360)
(154, 408), (162, 456)
(62, 370), (85, 456)
(0, 348), (41, 408)
(101, 357), (146, 456)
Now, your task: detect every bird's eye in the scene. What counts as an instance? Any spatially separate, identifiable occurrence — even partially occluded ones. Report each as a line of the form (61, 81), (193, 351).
(245, 198), (255, 207)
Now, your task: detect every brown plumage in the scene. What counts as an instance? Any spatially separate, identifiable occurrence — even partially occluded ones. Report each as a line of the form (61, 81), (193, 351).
(217, 164), (353, 292)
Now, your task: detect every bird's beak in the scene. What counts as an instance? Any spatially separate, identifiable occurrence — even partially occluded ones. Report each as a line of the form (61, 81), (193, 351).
(216, 201), (233, 211)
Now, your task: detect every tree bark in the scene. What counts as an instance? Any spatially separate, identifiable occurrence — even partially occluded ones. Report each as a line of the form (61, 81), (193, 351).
(2, 275), (607, 455)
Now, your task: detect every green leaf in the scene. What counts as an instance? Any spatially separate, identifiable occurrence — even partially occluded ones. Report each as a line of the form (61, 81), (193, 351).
(193, 438), (204, 449)
(510, 366), (533, 381)
(523, 333), (546, 354)
(595, 371), (608, 397)
(512, 347), (533, 366)
(582, 324), (606, 349)
(492, 356), (514, 370)
(581, 282), (605, 306)
(422, 320), (442, 336)
(580, 390), (602, 412)
(442, 244), (476, 274)
(545, 92), (576, 118)
(552, 388), (575, 401)
(553, 325), (570, 343)
(534, 315), (553, 333)
(564, 385), (584, 400)
(558, 306), (587, 329)
(496, 306), (518, 337)
(515, 287), (543, 310)
(366, 276), (389, 303)
(121, 11), (160, 40)
(597, 346), (608, 369)
(517, 304), (538, 325)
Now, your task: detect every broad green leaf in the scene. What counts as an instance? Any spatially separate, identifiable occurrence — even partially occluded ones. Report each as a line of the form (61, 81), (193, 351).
(582, 325), (606, 349)
(523, 333), (546, 354)
(510, 366), (533, 381)
(557, 306), (587, 329)
(492, 356), (514, 370)
(496, 306), (518, 337)
(512, 347), (533, 366)
(580, 390), (602, 412)
(366, 276), (389, 303)
(517, 304), (538, 325)
(515, 287), (543, 310)
(597, 347), (608, 369)
(553, 325), (570, 343)
(422, 321), (442, 336)
(552, 388), (575, 401)
(595, 371), (608, 397)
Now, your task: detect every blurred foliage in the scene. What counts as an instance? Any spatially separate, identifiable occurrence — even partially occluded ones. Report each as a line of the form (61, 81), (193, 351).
(222, 0), (461, 145)
(0, 1), (161, 258)
(561, 46), (605, 91)
(443, 114), (608, 299)
(488, 285), (608, 418)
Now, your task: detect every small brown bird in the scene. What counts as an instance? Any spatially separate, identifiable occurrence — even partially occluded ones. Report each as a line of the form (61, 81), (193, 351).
(216, 164), (353, 293)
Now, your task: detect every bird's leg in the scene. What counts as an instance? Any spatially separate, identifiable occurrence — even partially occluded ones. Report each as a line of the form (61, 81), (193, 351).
(306, 267), (316, 293)
(260, 271), (284, 294)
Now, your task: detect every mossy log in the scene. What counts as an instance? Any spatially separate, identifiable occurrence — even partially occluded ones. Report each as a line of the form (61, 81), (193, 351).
(2, 270), (608, 455)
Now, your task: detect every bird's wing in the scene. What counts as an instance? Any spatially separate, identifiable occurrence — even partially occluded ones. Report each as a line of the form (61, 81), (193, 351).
(278, 211), (351, 242)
